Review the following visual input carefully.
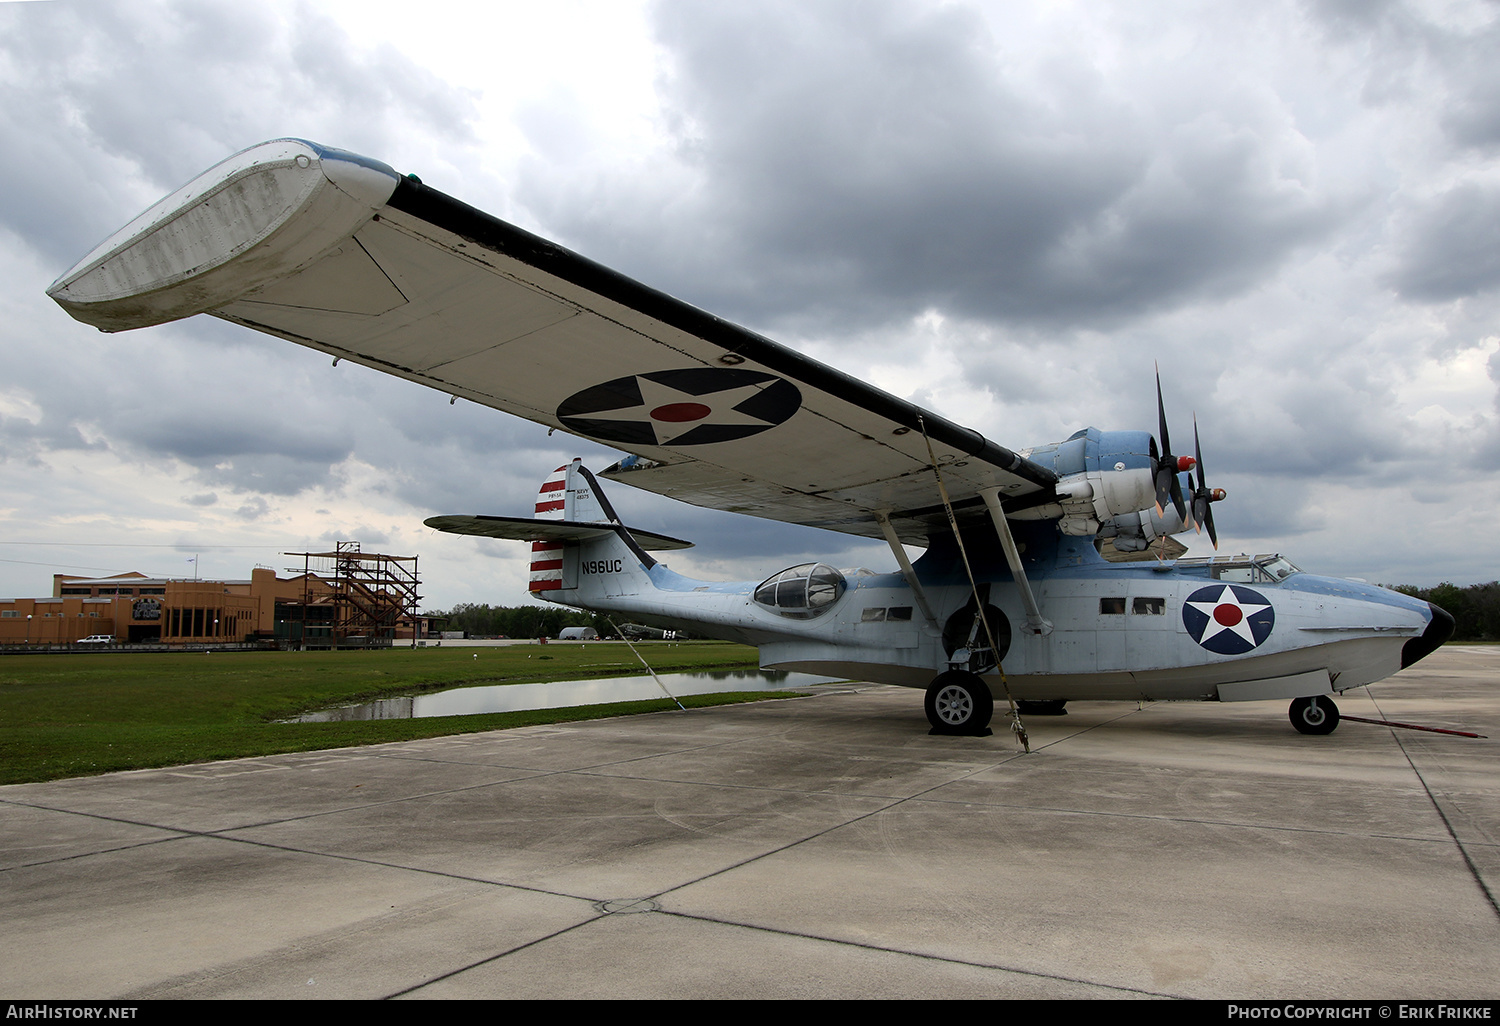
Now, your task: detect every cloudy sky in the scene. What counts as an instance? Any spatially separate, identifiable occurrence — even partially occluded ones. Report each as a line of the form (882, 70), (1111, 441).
(2, 0), (1498, 609)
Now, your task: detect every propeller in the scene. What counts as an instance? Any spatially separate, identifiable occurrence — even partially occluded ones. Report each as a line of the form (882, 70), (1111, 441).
(1153, 367), (1192, 521)
(1190, 415), (1226, 549)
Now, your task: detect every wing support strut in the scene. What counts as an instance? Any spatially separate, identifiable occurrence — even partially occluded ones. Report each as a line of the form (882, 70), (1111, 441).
(979, 487), (1053, 637)
(919, 418), (1029, 752)
(873, 511), (941, 633)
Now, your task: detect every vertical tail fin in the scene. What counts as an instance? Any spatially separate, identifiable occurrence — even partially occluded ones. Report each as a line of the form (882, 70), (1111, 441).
(426, 459), (691, 601)
(528, 459), (649, 595)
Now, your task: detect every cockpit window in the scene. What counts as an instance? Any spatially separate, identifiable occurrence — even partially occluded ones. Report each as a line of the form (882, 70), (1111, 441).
(1209, 555), (1301, 584)
(1178, 553), (1302, 584)
(1258, 557), (1299, 581)
(754, 563), (847, 619)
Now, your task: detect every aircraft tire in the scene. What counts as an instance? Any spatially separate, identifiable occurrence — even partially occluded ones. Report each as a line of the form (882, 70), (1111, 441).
(925, 671), (994, 736)
(1289, 695), (1340, 735)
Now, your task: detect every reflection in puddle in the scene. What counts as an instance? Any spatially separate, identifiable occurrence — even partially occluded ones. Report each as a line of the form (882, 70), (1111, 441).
(294, 669), (839, 722)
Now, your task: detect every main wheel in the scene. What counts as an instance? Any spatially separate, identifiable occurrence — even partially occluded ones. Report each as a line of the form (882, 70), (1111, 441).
(925, 671), (994, 735)
(1289, 695), (1340, 735)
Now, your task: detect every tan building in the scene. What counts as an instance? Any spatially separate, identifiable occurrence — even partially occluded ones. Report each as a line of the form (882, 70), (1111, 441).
(2, 548), (423, 647)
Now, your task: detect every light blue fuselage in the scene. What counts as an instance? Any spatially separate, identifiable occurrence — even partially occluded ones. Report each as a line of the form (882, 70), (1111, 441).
(543, 517), (1442, 703)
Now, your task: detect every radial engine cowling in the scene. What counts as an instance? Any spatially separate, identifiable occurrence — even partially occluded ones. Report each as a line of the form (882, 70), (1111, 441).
(1010, 428), (1156, 535)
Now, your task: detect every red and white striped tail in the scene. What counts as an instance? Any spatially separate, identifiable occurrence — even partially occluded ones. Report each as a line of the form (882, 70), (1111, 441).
(529, 540), (563, 592)
(529, 464), (569, 593)
(534, 464), (568, 519)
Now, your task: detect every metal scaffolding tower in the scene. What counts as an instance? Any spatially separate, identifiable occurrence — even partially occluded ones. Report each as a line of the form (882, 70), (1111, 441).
(285, 541), (421, 648)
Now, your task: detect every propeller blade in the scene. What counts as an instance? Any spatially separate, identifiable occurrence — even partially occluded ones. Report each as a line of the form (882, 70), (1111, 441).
(1194, 416), (1207, 491)
(1192, 414), (1218, 549)
(1154, 367), (1186, 521)
(1156, 369), (1172, 458)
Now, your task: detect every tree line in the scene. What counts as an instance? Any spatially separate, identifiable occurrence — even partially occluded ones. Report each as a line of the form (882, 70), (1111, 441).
(425, 603), (615, 639)
(1393, 582), (1500, 642)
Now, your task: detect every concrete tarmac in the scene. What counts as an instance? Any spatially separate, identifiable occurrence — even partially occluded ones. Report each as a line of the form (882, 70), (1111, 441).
(2, 647), (1497, 1000)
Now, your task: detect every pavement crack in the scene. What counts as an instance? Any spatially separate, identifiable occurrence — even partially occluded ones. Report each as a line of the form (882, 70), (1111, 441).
(1372, 693), (1500, 921)
(653, 909), (1181, 998)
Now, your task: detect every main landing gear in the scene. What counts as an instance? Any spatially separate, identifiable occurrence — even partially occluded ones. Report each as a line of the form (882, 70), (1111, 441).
(1289, 695), (1340, 735)
(925, 670), (994, 736)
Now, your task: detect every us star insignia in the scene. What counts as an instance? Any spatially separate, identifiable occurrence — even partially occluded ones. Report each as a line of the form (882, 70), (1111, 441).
(1183, 584), (1275, 654)
(556, 368), (801, 447)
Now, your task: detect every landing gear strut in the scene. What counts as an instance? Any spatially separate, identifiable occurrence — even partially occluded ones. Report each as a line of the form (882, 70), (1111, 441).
(1289, 695), (1340, 735)
(925, 670), (994, 736)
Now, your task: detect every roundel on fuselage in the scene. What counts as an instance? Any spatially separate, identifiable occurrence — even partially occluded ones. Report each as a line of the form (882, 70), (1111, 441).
(556, 368), (801, 447)
(1182, 584), (1275, 655)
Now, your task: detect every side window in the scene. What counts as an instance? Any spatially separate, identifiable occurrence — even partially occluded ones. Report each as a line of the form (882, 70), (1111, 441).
(1215, 567), (1256, 583)
(1132, 597), (1165, 615)
(1100, 597), (1126, 615)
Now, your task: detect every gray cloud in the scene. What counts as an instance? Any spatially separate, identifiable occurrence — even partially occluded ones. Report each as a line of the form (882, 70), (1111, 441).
(518, 0), (1346, 335)
(0, 0), (476, 265)
(1392, 182), (1500, 300)
(1305, 0), (1500, 152)
(234, 496), (272, 521)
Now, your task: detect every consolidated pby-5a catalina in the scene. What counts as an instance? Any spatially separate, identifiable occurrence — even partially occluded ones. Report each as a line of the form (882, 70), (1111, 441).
(47, 140), (1455, 743)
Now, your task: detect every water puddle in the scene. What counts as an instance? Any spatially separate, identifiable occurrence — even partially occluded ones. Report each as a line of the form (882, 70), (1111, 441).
(293, 668), (839, 722)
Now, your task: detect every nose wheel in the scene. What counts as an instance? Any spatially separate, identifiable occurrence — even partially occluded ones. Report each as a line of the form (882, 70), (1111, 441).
(925, 671), (994, 736)
(1289, 695), (1340, 735)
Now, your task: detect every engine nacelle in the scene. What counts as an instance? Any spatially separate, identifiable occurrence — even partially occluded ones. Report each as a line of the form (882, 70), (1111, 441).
(1011, 428), (1156, 535)
(1100, 502), (1191, 551)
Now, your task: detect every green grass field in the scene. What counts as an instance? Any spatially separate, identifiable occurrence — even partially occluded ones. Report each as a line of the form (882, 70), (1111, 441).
(0, 642), (767, 784)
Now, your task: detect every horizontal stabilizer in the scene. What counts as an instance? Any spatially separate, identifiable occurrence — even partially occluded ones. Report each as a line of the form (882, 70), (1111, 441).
(424, 514), (693, 551)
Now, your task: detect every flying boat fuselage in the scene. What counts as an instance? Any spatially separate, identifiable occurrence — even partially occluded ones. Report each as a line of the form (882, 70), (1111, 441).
(537, 519), (1446, 706)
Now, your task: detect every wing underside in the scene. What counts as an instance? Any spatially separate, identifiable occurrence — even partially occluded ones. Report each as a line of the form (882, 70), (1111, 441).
(49, 140), (1058, 545)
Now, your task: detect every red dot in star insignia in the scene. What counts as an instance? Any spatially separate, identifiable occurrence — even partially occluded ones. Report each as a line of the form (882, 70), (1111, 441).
(1214, 604), (1243, 627)
(650, 402), (712, 423)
